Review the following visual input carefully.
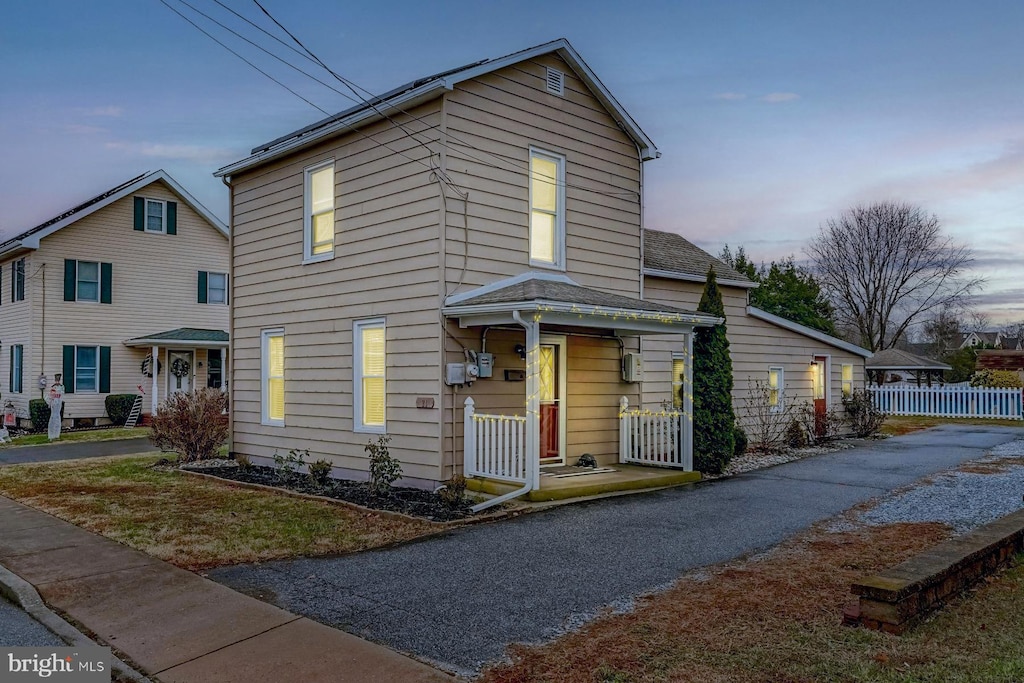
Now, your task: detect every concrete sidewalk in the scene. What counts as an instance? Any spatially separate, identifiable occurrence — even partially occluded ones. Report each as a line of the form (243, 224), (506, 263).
(0, 437), (155, 465)
(0, 495), (451, 682)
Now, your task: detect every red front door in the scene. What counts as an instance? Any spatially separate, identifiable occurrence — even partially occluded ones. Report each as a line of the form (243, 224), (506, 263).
(538, 341), (563, 463)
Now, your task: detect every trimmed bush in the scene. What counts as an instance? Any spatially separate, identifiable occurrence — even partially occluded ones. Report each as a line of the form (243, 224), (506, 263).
(29, 399), (63, 431)
(150, 388), (229, 463)
(693, 267), (736, 474)
(785, 418), (808, 449)
(970, 369), (1023, 388)
(104, 394), (137, 425)
(366, 435), (402, 496)
(308, 459), (333, 487)
(732, 425), (748, 456)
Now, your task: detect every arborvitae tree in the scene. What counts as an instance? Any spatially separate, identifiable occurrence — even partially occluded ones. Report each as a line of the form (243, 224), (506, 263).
(692, 267), (736, 474)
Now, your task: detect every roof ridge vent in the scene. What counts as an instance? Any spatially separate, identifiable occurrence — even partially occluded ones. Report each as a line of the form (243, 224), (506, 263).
(546, 67), (565, 96)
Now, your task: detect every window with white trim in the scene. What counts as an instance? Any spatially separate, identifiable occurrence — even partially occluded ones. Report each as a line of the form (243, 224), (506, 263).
(304, 160), (335, 261)
(671, 355), (686, 409)
(208, 272), (228, 305)
(529, 148), (565, 269)
(768, 366), (784, 411)
(75, 346), (99, 393)
(12, 259), (25, 302)
(841, 363), (854, 398)
(10, 344), (23, 394)
(261, 329), (285, 426)
(145, 199), (166, 233)
(76, 261), (100, 302)
(354, 318), (386, 433)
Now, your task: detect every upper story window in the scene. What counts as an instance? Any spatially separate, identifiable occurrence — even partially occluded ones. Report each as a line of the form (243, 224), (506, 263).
(133, 197), (177, 235)
(11, 258), (25, 302)
(64, 259), (112, 304)
(77, 261), (100, 302)
(529, 148), (566, 270)
(198, 271), (228, 305)
(304, 160), (335, 262)
(146, 199), (166, 233)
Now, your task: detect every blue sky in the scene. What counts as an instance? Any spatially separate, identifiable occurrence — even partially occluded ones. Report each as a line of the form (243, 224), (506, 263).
(3, 0), (1022, 323)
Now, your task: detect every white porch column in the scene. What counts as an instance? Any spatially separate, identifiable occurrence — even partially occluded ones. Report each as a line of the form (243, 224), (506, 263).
(683, 331), (694, 471)
(151, 345), (159, 416)
(523, 318), (541, 490)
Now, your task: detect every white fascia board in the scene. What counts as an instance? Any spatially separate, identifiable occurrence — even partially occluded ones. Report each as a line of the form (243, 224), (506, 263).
(443, 271), (578, 306)
(747, 306), (873, 358)
(214, 82), (450, 179)
(124, 338), (230, 348)
(643, 267), (758, 289)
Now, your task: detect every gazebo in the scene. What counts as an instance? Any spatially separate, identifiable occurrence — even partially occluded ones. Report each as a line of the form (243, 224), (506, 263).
(866, 348), (952, 386)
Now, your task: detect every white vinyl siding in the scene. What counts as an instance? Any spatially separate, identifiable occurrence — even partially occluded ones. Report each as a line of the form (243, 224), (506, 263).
(261, 329), (285, 426)
(145, 199), (166, 233)
(354, 318), (386, 433)
(303, 160), (335, 261)
(75, 346), (99, 393)
(529, 147), (565, 269)
(76, 261), (100, 302)
(842, 363), (854, 397)
(768, 366), (784, 411)
(671, 355), (685, 409)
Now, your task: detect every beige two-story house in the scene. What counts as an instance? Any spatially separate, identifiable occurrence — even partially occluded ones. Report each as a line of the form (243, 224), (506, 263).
(216, 39), (868, 503)
(0, 170), (229, 427)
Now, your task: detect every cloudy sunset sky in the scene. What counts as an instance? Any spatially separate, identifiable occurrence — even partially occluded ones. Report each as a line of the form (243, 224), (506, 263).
(2, 0), (1021, 323)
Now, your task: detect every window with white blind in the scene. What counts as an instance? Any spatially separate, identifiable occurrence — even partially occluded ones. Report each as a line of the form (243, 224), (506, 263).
(768, 366), (784, 412)
(303, 160), (335, 261)
(671, 355), (686, 409)
(529, 147), (565, 269)
(841, 363), (854, 397)
(261, 329), (285, 426)
(354, 318), (386, 433)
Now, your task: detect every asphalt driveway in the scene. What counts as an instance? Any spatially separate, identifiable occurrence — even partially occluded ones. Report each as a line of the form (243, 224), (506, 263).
(0, 437), (155, 465)
(210, 425), (1023, 676)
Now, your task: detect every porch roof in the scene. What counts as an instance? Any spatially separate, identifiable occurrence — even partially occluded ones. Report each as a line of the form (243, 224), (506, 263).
(442, 273), (722, 334)
(124, 328), (229, 348)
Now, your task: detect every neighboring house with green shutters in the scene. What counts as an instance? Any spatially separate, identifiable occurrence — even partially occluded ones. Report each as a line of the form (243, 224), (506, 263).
(0, 170), (229, 427)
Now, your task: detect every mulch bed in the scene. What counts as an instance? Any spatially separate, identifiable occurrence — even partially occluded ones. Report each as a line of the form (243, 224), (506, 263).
(197, 465), (474, 522)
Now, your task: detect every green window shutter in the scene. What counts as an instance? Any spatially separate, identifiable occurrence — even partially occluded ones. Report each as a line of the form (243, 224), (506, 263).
(99, 346), (111, 393)
(100, 263), (113, 304)
(198, 271), (208, 304)
(167, 201), (177, 235)
(63, 345), (75, 394)
(63, 260), (77, 301)
(134, 197), (145, 231)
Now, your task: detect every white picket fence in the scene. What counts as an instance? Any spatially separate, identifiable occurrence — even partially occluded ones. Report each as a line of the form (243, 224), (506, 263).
(869, 385), (1024, 420)
(463, 397), (528, 483)
(618, 397), (691, 469)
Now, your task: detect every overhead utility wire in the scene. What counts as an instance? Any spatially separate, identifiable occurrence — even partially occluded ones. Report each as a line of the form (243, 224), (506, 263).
(243, 0), (637, 201)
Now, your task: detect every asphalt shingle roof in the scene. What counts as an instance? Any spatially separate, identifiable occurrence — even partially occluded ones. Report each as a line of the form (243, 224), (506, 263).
(643, 229), (754, 284)
(127, 328), (229, 343)
(866, 348), (951, 370)
(449, 278), (699, 316)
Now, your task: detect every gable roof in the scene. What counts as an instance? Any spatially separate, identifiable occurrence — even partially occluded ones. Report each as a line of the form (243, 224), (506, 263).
(866, 348), (951, 371)
(642, 229), (756, 288)
(746, 306), (873, 358)
(215, 38), (658, 178)
(0, 170), (227, 259)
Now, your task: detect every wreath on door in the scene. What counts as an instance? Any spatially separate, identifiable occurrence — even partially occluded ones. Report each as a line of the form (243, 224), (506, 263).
(171, 357), (191, 379)
(141, 355), (163, 378)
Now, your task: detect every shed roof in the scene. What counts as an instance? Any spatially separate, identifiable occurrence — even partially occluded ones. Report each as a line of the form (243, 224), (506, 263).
(866, 348), (951, 371)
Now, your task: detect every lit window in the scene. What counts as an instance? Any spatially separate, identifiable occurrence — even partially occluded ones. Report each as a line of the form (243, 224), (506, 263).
(145, 199), (166, 233)
(76, 261), (100, 302)
(261, 329), (285, 425)
(208, 272), (227, 305)
(672, 355), (686, 409)
(529, 148), (565, 268)
(76, 346), (99, 393)
(768, 366), (784, 411)
(355, 319), (386, 432)
(841, 364), (854, 398)
(304, 161), (335, 260)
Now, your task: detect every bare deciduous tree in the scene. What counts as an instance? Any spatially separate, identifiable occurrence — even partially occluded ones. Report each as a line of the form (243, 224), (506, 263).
(807, 202), (982, 352)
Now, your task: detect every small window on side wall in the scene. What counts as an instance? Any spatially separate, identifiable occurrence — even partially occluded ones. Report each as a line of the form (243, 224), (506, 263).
(354, 318), (386, 433)
(671, 355), (686, 409)
(261, 329), (285, 426)
(304, 161), (335, 262)
(841, 364), (854, 397)
(529, 147), (565, 269)
(767, 366), (784, 412)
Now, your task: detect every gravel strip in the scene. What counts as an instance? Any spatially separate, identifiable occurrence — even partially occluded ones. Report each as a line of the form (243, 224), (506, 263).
(859, 438), (1024, 533)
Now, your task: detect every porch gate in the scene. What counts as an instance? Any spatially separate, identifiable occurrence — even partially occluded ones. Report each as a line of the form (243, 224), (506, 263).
(463, 397), (528, 483)
(618, 397), (691, 470)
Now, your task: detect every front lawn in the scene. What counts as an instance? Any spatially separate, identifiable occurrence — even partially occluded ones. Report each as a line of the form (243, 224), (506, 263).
(2, 427), (151, 448)
(881, 415), (1024, 437)
(482, 520), (1024, 682)
(0, 455), (436, 570)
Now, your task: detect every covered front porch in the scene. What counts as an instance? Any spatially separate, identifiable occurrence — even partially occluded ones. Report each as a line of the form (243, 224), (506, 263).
(442, 273), (720, 509)
(123, 327), (229, 415)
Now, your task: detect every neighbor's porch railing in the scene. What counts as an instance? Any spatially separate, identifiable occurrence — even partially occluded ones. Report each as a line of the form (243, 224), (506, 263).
(618, 397), (691, 470)
(869, 385), (1024, 420)
(463, 397), (528, 483)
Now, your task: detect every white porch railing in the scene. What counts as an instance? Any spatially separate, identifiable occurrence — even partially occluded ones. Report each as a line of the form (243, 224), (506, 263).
(618, 397), (691, 469)
(870, 385), (1024, 420)
(463, 397), (528, 483)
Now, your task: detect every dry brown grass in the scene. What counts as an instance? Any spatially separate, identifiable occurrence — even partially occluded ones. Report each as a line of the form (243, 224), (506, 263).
(0, 455), (436, 570)
(881, 415), (1024, 437)
(481, 520), (1024, 682)
(957, 457), (1020, 475)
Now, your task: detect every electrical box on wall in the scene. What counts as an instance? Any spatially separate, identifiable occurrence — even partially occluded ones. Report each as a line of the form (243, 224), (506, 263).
(477, 353), (493, 378)
(621, 353), (643, 383)
(445, 363), (466, 386)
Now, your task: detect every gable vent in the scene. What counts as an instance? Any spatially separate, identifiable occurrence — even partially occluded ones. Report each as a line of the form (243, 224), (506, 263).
(545, 67), (565, 96)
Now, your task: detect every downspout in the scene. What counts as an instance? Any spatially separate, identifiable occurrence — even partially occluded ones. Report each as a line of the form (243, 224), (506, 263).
(470, 310), (538, 512)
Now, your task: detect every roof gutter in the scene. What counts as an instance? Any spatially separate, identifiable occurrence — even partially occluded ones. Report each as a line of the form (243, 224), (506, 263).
(442, 300), (722, 327)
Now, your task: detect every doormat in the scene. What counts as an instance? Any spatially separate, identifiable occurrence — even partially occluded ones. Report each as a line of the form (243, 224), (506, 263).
(540, 466), (617, 479)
